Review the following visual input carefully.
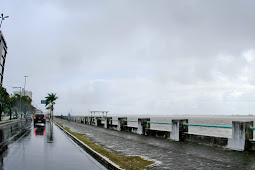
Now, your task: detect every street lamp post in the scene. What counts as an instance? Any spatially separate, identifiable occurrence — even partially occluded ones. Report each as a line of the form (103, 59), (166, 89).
(12, 87), (22, 119)
(24, 75), (28, 96)
(0, 13), (9, 30)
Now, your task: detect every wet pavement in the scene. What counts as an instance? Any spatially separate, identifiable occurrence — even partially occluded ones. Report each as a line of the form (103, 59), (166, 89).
(0, 120), (31, 154)
(0, 120), (106, 170)
(56, 118), (255, 170)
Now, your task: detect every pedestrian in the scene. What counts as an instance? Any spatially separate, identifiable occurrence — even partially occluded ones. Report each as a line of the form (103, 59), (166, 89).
(68, 113), (71, 122)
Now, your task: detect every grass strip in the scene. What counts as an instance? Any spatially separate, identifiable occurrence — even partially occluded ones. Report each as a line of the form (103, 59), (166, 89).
(55, 121), (154, 170)
(0, 119), (18, 124)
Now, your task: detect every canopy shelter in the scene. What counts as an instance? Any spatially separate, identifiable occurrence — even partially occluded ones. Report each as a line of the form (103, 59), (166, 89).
(90, 111), (109, 117)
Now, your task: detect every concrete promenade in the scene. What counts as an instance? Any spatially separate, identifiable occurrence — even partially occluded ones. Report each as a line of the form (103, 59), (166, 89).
(56, 118), (255, 170)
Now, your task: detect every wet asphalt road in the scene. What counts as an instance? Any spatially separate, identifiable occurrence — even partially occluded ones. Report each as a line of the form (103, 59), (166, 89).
(0, 120), (106, 170)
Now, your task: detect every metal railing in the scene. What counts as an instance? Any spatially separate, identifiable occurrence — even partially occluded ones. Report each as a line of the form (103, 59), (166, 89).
(184, 123), (232, 129)
(250, 127), (255, 130)
(123, 119), (138, 122)
(147, 121), (172, 125)
(110, 119), (118, 121)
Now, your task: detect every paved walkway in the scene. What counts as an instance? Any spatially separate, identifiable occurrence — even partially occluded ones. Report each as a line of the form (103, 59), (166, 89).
(56, 118), (255, 170)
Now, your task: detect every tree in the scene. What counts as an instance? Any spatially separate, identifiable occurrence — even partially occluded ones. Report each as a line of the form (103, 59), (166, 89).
(8, 94), (21, 120)
(0, 86), (36, 121)
(20, 95), (35, 115)
(0, 86), (10, 121)
(12, 107), (18, 118)
(45, 93), (58, 120)
(9, 94), (20, 118)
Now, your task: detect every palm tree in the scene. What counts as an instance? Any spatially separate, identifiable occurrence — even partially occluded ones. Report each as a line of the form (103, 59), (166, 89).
(45, 93), (58, 120)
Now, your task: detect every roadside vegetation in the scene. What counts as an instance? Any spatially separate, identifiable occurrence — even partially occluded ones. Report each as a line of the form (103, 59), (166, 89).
(55, 121), (154, 170)
(0, 118), (19, 125)
(45, 93), (58, 120)
(0, 86), (35, 121)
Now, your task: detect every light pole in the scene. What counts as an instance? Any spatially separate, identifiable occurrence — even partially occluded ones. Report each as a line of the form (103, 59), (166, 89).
(12, 87), (22, 118)
(24, 75), (28, 96)
(0, 13), (9, 30)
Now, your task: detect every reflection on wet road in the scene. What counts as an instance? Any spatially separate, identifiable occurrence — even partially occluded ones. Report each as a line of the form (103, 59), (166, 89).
(0, 121), (31, 155)
(0, 121), (106, 170)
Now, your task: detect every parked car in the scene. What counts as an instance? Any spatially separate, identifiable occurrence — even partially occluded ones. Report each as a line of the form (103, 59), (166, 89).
(33, 113), (46, 125)
(25, 114), (32, 121)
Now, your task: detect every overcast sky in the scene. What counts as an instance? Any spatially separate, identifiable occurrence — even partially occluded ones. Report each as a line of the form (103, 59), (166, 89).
(1, 0), (255, 116)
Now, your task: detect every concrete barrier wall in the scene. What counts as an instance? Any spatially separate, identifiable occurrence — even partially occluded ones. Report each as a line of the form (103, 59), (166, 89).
(183, 133), (228, 147)
(56, 116), (255, 151)
(108, 124), (118, 130)
(123, 126), (138, 134)
(146, 129), (170, 138)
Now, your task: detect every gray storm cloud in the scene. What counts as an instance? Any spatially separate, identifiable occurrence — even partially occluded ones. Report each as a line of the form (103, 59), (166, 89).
(2, 0), (255, 115)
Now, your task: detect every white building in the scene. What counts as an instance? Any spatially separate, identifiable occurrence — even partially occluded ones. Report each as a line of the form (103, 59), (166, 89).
(14, 88), (32, 100)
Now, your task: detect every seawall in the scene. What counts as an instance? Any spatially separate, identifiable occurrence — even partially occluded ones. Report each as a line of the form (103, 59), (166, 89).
(56, 115), (255, 151)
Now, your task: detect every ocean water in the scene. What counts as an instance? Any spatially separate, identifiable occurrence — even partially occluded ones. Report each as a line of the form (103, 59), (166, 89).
(111, 115), (255, 138)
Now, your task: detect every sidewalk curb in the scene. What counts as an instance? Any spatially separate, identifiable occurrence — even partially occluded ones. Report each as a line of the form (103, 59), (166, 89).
(53, 121), (123, 170)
